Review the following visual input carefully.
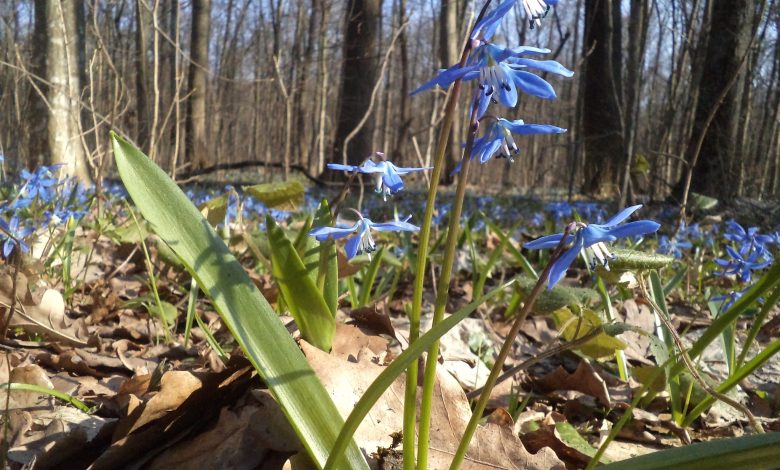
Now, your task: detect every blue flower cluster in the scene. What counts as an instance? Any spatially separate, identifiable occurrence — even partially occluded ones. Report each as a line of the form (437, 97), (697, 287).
(413, 0), (571, 172)
(714, 220), (774, 283)
(311, 154), (428, 259)
(0, 164), (91, 258)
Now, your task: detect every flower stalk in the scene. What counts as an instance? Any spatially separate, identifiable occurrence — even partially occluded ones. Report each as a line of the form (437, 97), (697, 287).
(449, 227), (571, 469)
(402, 4), (493, 466)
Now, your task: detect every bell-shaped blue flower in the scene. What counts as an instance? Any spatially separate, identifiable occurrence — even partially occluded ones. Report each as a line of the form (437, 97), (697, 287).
(327, 158), (431, 201)
(0, 216), (34, 257)
(412, 43), (573, 118)
(524, 205), (661, 289)
(715, 245), (772, 283)
(309, 212), (419, 260)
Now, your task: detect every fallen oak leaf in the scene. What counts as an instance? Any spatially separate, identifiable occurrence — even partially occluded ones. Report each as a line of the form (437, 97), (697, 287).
(535, 359), (612, 407)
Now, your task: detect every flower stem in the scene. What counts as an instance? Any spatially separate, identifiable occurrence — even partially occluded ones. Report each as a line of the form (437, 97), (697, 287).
(449, 232), (570, 469)
(417, 100), (480, 470)
(402, 30), (480, 470)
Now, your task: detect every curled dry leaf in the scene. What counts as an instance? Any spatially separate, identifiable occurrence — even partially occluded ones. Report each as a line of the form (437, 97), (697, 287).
(535, 359), (612, 407)
(0, 273), (89, 346)
(301, 325), (565, 469)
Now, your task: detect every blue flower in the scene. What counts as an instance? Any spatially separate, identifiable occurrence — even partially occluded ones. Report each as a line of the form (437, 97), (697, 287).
(724, 220), (774, 255)
(0, 216), (34, 257)
(471, 0), (516, 42)
(469, 118), (566, 165)
(309, 212), (420, 260)
(546, 201), (573, 223)
(412, 43), (572, 118)
(524, 205), (661, 289)
(657, 235), (693, 259)
(712, 287), (762, 312)
(327, 157), (431, 200)
(16, 165), (63, 207)
(715, 245), (771, 283)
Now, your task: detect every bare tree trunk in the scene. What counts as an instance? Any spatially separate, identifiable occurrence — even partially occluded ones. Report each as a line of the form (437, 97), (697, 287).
(135, 0), (150, 153)
(26, 0), (49, 169)
(185, 0), (211, 170)
(46, 0), (91, 183)
(331, 0), (380, 167)
(582, 0), (624, 195)
(682, 0), (754, 199)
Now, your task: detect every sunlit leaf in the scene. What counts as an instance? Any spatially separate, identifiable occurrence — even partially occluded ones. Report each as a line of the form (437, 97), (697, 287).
(244, 181), (305, 211)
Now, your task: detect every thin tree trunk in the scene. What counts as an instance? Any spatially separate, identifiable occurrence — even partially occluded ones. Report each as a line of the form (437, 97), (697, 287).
(46, 0), (91, 183)
(185, 0), (211, 170)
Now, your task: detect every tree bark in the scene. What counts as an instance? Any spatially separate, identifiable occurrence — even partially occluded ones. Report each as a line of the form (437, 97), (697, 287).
(331, 0), (380, 166)
(683, 0), (754, 199)
(135, 0), (150, 153)
(26, 0), (49, 169)
(582, 0), (624, 195)
(46, 0), (91, 183)
(186, 0), (211, 170)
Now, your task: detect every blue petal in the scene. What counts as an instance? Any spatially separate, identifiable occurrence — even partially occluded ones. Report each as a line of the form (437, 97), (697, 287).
(327, 163), (360, 172)
(524, 233), (566, 250)
(581, 225), (618, 245)
(510, 58), (574, 77)
(3, 240), (12, 258)
(309, 224), (357, 241)
(511, 71), (556, 99)
(370, 220), (420, 233)
(471, 0), (515, 41)
(547, 237), (583, 289)
(602, 205), (643, 227)
(604, 220), (661, 239)
(490, 45), (551, 62)
(411, 64), (479, 95)
(344, 234), (362, 259)
(502, 121), (566, 135)
(382, 168), (404, 193)
(392, 164), (431, 175)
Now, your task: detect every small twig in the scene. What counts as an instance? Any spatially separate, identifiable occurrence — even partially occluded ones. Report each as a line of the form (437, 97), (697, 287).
(638, 274), (764, 433)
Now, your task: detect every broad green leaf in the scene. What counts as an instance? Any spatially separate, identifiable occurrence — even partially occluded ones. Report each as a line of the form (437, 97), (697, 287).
(555, 422), (609, 463)
(325, 281), (513, 469)
(600, 431), (780, 470)
(148, 300), (179, 324)
(266, 214), (336, 351)
(552, 308), (627, 358)
(111, 132), (366, 470)
(245, 181), (305, 211)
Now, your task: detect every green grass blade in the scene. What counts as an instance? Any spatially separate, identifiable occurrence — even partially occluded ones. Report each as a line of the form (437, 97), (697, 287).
(324, 281), (513, 469)
(111, 132), (367, 470)
(1, 382), (91, 413)
(359, 247), (385, 307)
(670, 262), (780, 378)
(267, 214), (336, 351)
(599, 431), (780, 470)
(313, 200), (338, 316)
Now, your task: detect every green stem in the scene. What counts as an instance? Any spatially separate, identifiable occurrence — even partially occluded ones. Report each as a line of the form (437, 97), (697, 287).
(417, 131), (476, 469)
(449, 234), (569, 469)
(403, 31), (474, 470)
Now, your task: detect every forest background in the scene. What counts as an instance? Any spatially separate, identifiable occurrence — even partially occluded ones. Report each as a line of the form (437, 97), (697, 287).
(0, 0), (777, 204)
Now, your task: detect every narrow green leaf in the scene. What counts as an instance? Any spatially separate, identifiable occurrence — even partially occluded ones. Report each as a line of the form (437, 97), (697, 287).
(358, 247), (385, 307)
(313, 200), (338, 316)
(600, 432), (780, 470)
(670, 262), (780, 378)
(111, 132), (366, 470)
(0, 382), (91, 413)
(325, 281), (513, 469)
(244, 181), (305, 211)
(267, 214), (336, 351)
